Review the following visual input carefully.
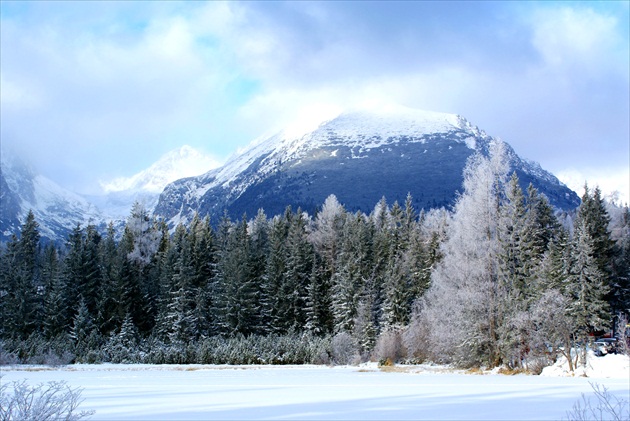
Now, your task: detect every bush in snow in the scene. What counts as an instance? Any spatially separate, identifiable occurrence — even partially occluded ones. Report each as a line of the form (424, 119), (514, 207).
(0, 378), (94, 421)
(0, 342), (19, 366)
(331, 332), (360, 365)
(565, 382), (629, 421)
(373, 328), (405, 365)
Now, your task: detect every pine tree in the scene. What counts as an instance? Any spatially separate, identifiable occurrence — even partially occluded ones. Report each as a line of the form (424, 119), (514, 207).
(81, 225), (102, 315)
(248, 209), (269, 334)
(71, 296), (99, 357)
(215, 216), (258, 335)
(282, 210), (313, 331)
(498, 172), (528, 299)
(155, 224), (186, 340)
(535, 228), (570, 294)
(41, 244), (69, 338)
(305, 252), (331, 334)
(0, 211), (41, 339)
(164, 224), (198, 343)
(263, 214), (289, 333)
(380, 255), (411, 329)
(97, 222), (121, 336)
(610, 205), (630, 313)
(331, 213), (371, 334)
(567, 217), (610, 336)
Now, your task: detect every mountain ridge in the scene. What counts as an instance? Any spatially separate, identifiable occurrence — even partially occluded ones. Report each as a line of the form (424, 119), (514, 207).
(0, 145), (218, 242)
(154, 107), (579, 226)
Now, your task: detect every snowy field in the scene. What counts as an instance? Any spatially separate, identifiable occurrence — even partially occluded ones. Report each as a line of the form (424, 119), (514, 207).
(1, 359), (629, 420)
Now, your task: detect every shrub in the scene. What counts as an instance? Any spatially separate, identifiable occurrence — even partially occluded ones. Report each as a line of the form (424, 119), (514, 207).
(0, 342), (19, 366)
(373, 329), (405, 364)
(331, 332), (360, 365)
(402, 310), (431, 364)
(566, 382), (629, 421)
(0, 378), (94, 421)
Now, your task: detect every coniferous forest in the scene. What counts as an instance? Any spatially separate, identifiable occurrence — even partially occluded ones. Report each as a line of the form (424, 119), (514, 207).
(1, 145), (629, 370)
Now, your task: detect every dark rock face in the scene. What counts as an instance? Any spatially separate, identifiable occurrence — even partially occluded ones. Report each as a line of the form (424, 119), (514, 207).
(154, 109), (580, 225)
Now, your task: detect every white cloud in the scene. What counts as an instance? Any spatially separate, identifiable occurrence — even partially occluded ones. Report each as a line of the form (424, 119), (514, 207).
(529, 6), (626, 77)
(0, 73), (43, 110)
(1, 1), (627, 200)
(557, 167), (630, 205)
(100, 145), (222, 194)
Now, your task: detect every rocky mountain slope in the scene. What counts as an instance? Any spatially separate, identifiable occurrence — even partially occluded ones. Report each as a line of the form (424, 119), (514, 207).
(1, 150), (106, 243)
(1, 145), (218, 243)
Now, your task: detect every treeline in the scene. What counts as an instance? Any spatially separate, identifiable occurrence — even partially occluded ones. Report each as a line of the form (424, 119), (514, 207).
(1, 143), (628, 369)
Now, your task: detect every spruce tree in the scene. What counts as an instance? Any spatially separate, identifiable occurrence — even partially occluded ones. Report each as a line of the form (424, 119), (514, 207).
(263, 214), (289, 333)
(282, 210), (313, 331)
(380, 256), (411, 329)
(41, 244), (69, 338)
(164, 224), (198, 343)
(567, 217), (610, 336)
(215, 216), (258, 335)
(0, 211), (41, 339)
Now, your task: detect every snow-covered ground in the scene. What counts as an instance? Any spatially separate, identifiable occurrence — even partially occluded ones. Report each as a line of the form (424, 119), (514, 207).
(1, 358), (628, 420)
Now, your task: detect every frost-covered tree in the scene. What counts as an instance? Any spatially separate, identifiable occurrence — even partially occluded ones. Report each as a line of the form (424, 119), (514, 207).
(126, 201), (162, 266)
(309, 194), (345, 276)
(380, 256), (411, 329)
(420, 141), (510, 367)
(331, 213), (372, 334)
(70, 296), (99, 357)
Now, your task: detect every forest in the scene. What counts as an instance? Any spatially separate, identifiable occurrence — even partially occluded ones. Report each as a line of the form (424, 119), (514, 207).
(1, 143), (629, 371)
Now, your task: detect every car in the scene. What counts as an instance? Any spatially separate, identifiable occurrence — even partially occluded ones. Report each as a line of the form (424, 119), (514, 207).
(593, 338), (618, 356)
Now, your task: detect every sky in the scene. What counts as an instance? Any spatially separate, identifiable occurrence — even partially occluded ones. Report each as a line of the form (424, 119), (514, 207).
(1, 1), (628, 202)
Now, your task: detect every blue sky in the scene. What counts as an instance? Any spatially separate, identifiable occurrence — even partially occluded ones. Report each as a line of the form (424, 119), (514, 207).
(1, 1), (628, 201)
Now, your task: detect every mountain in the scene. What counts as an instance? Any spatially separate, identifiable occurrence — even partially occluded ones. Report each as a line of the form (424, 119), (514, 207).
(90, 145), (221, 219)
(154, 106), (580, 226)
(0, 149), (106, 243)
(1, 145), (219, 243)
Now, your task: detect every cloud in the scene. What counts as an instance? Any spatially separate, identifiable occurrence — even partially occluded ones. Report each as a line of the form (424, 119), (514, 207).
(1, 1), (627, 202)
(100, 145), (222, 194)
(557, 167), (630, 206)
(529, 6), (625, 76)
(1, 4), (241, 193)
(224, 3), (628, 189)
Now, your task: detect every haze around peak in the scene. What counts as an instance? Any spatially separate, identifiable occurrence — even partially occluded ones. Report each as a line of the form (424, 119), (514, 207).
(1, 1), (627, 202)
(99, 145), (222, 194)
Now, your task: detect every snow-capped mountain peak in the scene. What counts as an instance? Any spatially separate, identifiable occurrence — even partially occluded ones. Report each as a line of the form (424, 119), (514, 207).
(100, 145), (221, 194)
(1, 147), (105, 242)
(155, 106), (580, 227)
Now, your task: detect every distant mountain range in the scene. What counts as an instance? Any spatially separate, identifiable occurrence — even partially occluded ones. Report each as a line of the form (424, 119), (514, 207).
(1, 150), (105, 243)
(154, 106), (580, 226)
(1, 106), (581, 242)
(0, 145), (218, 243)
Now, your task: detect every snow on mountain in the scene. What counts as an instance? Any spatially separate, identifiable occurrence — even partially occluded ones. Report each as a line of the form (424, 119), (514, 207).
(1, 145), (220, 242)
(1, 148), (105, 242)
(87, 146), (221, 219)
(155, 106), (580, 226)
(187, 106), (480, 196)
(100, 145), (221, 194)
